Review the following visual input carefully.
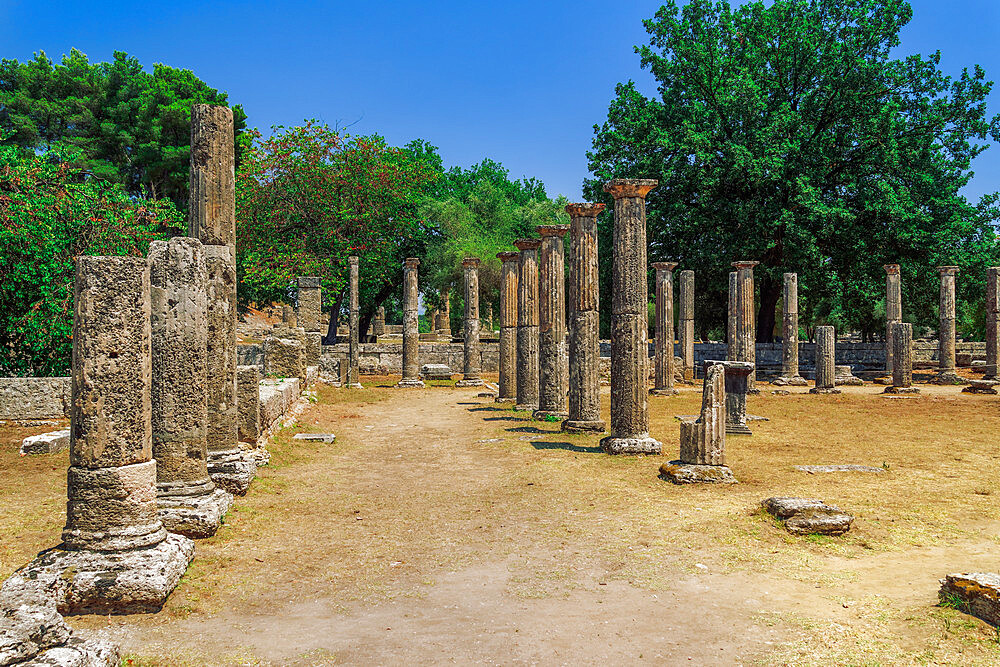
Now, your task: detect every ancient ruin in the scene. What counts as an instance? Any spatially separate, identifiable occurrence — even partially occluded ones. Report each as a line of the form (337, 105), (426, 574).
(514, 238), (541, 411)
(346, 256), (362, 388)
(809, 325), (841, 394)
(397, 258), (425, 387)
(496, 251), (519, 402)
(884, 322), (919, 394)
(774, 272), (807, 385)
(456, 257), (485, 387)
(731, 261), (759, 391)
(935, 266), (964, 384)
(651, 262), (679, 396)
(535, 225), (569, 417)
(679, 270), (695, 381)
(762, 497), (854, 535)
(987, 267), (999, 380)
(884, 264), (901, 375)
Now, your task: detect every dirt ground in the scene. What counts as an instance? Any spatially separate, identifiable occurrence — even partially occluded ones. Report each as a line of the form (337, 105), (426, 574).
(4, 376), (1000, 665)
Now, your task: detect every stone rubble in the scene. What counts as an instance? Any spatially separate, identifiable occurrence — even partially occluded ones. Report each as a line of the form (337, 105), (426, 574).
(20, 429), (70, 456)
(762, 497), (854, 535)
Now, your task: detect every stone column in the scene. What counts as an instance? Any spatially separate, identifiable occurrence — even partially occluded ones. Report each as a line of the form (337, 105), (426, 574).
(397, 258), (424, 387)
(726, 271), (737, 361)
(679, 270), (695, 381)
(936, 266), (962, 383)
(987, 268), (1000, 380)
(884, 322), (918, 394)
(731, 261), (759, 391)
(514, 239), (541, 411)
(809, 325), (840, 394)
(775, 272), (806, 385)
(438, 289), (452, 337)
(456, 257), (485, 387)
(282, 305), (297, 327)
(374, 305), (386, 337)
(563, 203), (606, 432)
(599, 179), (662, 455)
(884, 264), (901, 375)
(651, 262), (679, 396)
(534, 225), (569, 418)
(345, 256), (362, 388)
(296, 276), (322, 333)
(149, 237), (232, 538)
(188, 104), (255, 496)
(496, 252), (519, 402)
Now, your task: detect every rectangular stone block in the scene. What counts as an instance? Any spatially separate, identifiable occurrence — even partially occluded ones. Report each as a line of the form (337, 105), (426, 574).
(0, 377), (71, 419)
(20, 428), (71, 455)
(236, 365), (261, 443)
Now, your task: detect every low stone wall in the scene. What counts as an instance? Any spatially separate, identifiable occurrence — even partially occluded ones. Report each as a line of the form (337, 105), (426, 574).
(258, 377), (302, 433)
(0, 377), (71, 420)
(322, 342), (501, 375)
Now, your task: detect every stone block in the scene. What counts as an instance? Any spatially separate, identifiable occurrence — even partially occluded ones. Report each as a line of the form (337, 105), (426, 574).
(963, 379), (999, 394)
(0, 377), (71, 420)
(421, 364), (453, 380)
(236, 365), (261, 443)
(20, 429), (70, 456)
(939, 573), (1000, 626)
(762, 497), (853, 535)
(658, 462), (737, 484)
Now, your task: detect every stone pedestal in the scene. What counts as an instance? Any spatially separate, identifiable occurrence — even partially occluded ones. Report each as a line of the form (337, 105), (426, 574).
(534, 225), (569, 418)
(456, 257), (485, 387)
(651, 262), (679, 396)
(296, 276), (322, 333)
(237, 365), (262, 443)
(884, 264), (901, 375)
(809, 326), (841, 394)
(679, 270), (695, 381)
(775, 272), (807, 385)
(563, 203), (606, 432)
(397, 258), (425, 387)
(883, 322), (919, 394)
(515, 239), (541, 411)
(935, 266), (964, 384)
(149, 238), (232, 539)
(496, 252), (519, 402)
(705, 360), (754, 435)
(731, 261), (759, 391)
(599, 179), (662, 455)
(264, 325), (306, 385)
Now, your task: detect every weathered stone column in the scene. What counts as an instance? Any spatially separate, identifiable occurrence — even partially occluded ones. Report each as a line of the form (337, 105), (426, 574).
(189, 104), (255, 495)
(651, 262), (679, 396)
(987, 268), (1000, 380)
(282, 304), (297, 327)
(884, 322), (918, 394)
(716, 360), (754, 435)
(345, 256), (362, 388)
(809, 325), (840, 394)
(149, 237), (232, 538)
(679, 270), (695, 381)
(884, 264), (901, 375)
(456, 257), (485, 387)
(936, 266), (962, 384)
(514, 239), (541, 411)
(496, 252), (519, 402)
(563, 203), (606, 432)
(296, 276), (322, 333)
(438, 289), (452, 337)
(726, 271), (737, 361)
(397, 258), (424, 387)
(775, 272), (806, 385)
(599, 179), (662, 455)
(534, 225), (569, 418)
(374, 305), (386, 337)
(731, 261), (759, 391)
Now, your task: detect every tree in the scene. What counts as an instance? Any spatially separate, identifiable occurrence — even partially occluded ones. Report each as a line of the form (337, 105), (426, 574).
(586, 0), (1000, 341)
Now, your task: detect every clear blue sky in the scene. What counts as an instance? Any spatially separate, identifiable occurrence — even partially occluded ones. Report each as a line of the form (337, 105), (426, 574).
(2, 0), (998, 201)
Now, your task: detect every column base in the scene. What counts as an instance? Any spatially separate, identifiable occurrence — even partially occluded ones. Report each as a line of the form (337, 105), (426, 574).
(772, 375), (808, 386)
(1, 533), (194, 615)
(650, 388), (679, 396)
(725, 423), (753, 435)
(808, 387), (842, 395)
(515, 403), (539, 412)
(396, 378), (426, 388)
(659, 462), (738, 484)
(561, 419), (606, 433)
(157, 487), (234, 539)
(932, 372), (967, 385)
(341, 383), (364, 389)
(207, 448), (257, 496)
(494, 396), (516, 403)
(882, 386), (921, 394)
(533, 409), (568, 421)
(455, 378), (485, 387)
(599, 435), (663, 455)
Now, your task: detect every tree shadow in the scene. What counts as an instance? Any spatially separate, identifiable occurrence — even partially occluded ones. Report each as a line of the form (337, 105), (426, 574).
(507, 425), (555, 434)
(530, 440), (602, 454)
(467, 406), (504, 412)
(483, 416), (529, 422)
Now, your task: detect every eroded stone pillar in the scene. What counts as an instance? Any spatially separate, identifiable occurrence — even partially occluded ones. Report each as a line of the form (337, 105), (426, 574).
(936, 266), (962, 384)
(456, 257), (485, 387)
(809, 326), (840, 394)
(296, 276), (322, 333)
(732, 261), (759, 391)
(282, 305), (297, 327)
(884, 322), (918, 394)
(535, 225), (569, 417)
(496, 252), (519, 402)
(651, 262), (679, 396)
(987, 268), (1000, 380)
(149, 237), (232, 538)
(438, 289), (452, 337)
(514, 239), (541, 411)
(374, 305), (386, 337)
(775, 272), (806, 385)
(884, 264), (901, 375)
(726, 271), (737, 361)
(679, 270), (695, 381)
(346, 256), (362, 388)
(397, 258), (424, 387)
(563, 203), (606, 432)
(599, 179), (662, 455)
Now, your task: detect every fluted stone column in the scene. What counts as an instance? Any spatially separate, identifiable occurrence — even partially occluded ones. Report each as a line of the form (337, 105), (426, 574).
(456, 257), (485, 387)
(936, 266), (962, 384)
(775, 273), (806, 385)
(884, 264), (901, 375)
(651, 262), (679, 396)
(345, 256), (362, 388)
(987, 268), (1000, 380)
(515, 239), (541, 411)
(397, 258), (424, 387)
(679, 270), (695, 381)
(731, 261), (759, 391)
(189, 104), (255, 495)
(563, 203), (606, 432)
(883, 322), (918, 394)
(600, 179), (662, 455)
(726, 271), (737, 361)
(809, 326), (840, 394)
(296, 276), (322, 333)
(374, 305), (386, 337)
(496, 252), (519, 402)
(535, 225), (569, 418)
(149, 237), (232, 538)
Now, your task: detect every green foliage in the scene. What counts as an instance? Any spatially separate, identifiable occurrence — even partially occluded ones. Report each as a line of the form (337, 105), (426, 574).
(0, 49), (246, 210)
(0, 143), (183, 375)
(587, 0), (1000, 340)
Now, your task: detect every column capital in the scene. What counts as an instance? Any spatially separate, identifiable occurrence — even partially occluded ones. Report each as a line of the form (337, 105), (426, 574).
(937, 265), (960, 276)
(497, 251), (520, 262)
(731, 261), (759, 270)
(462, 257), (481, 269)
(514, 238), (542, 251)
(651, 261), (679, 272)
(883, 264), (900, 275)
(603, 178), (658, 199)
(537, 224), (570, 237)
(403, 257), (420, 269)
(348, 255), (359, 266)
(565, 202), (606, 218)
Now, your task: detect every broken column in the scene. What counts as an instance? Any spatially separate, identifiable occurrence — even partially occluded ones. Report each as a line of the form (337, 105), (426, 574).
(563, 203), (606, 432)
(987, 268), (1000, 380)
(717, 360), (754, 435)
(397, 258), (424, 387)
(809, 325), (840, 394)
(437, 289), (452, 337)
(732, 261), (759, 391)
(883, 322), (918, 394)
(149, 237), (232, 538)
(189, 104), (255, 495)
(4, 256), (194, 614)
(884, 264), (901, 375)
(534, 225), (569, 418)
(651, 262), (679, 396)
(456, 257), (485, 387)
(496, 251), (519, 402)
(775, 272), (807, 385)
(296, 276), (322, 333)
(514, 238), (541, 411)
(345, 256), (362, 388)
(599, 179), (662, 455)
(374, 305), (386, 337)
(679, 270), (695, 381)
(282, 304), (297, 327)
(726, 271), (737, 361)
(936, 266), (962, 384)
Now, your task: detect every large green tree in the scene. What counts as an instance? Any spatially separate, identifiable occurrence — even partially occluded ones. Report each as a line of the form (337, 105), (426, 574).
(586, 0), (1000, 341)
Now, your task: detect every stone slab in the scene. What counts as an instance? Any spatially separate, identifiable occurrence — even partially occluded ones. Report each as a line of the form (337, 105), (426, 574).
(963, 380), (999, 395)
(157, 487), (234, 539)
(762, 497), (853, 535)
(659, 462), (738, 484)
(421, 364), (453, 380)
(939, 573), (1000, 626)
(292, 433), (336, 444)
(599, 436), (663, 456)
(20, 429), (70, 456)
(794, 465), (885, 474)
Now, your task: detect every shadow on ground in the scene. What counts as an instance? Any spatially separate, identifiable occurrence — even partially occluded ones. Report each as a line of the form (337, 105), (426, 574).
(530, 440), (601, 454)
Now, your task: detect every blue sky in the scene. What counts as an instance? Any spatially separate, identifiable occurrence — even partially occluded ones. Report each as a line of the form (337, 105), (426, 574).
(2, 0), (998, 201)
